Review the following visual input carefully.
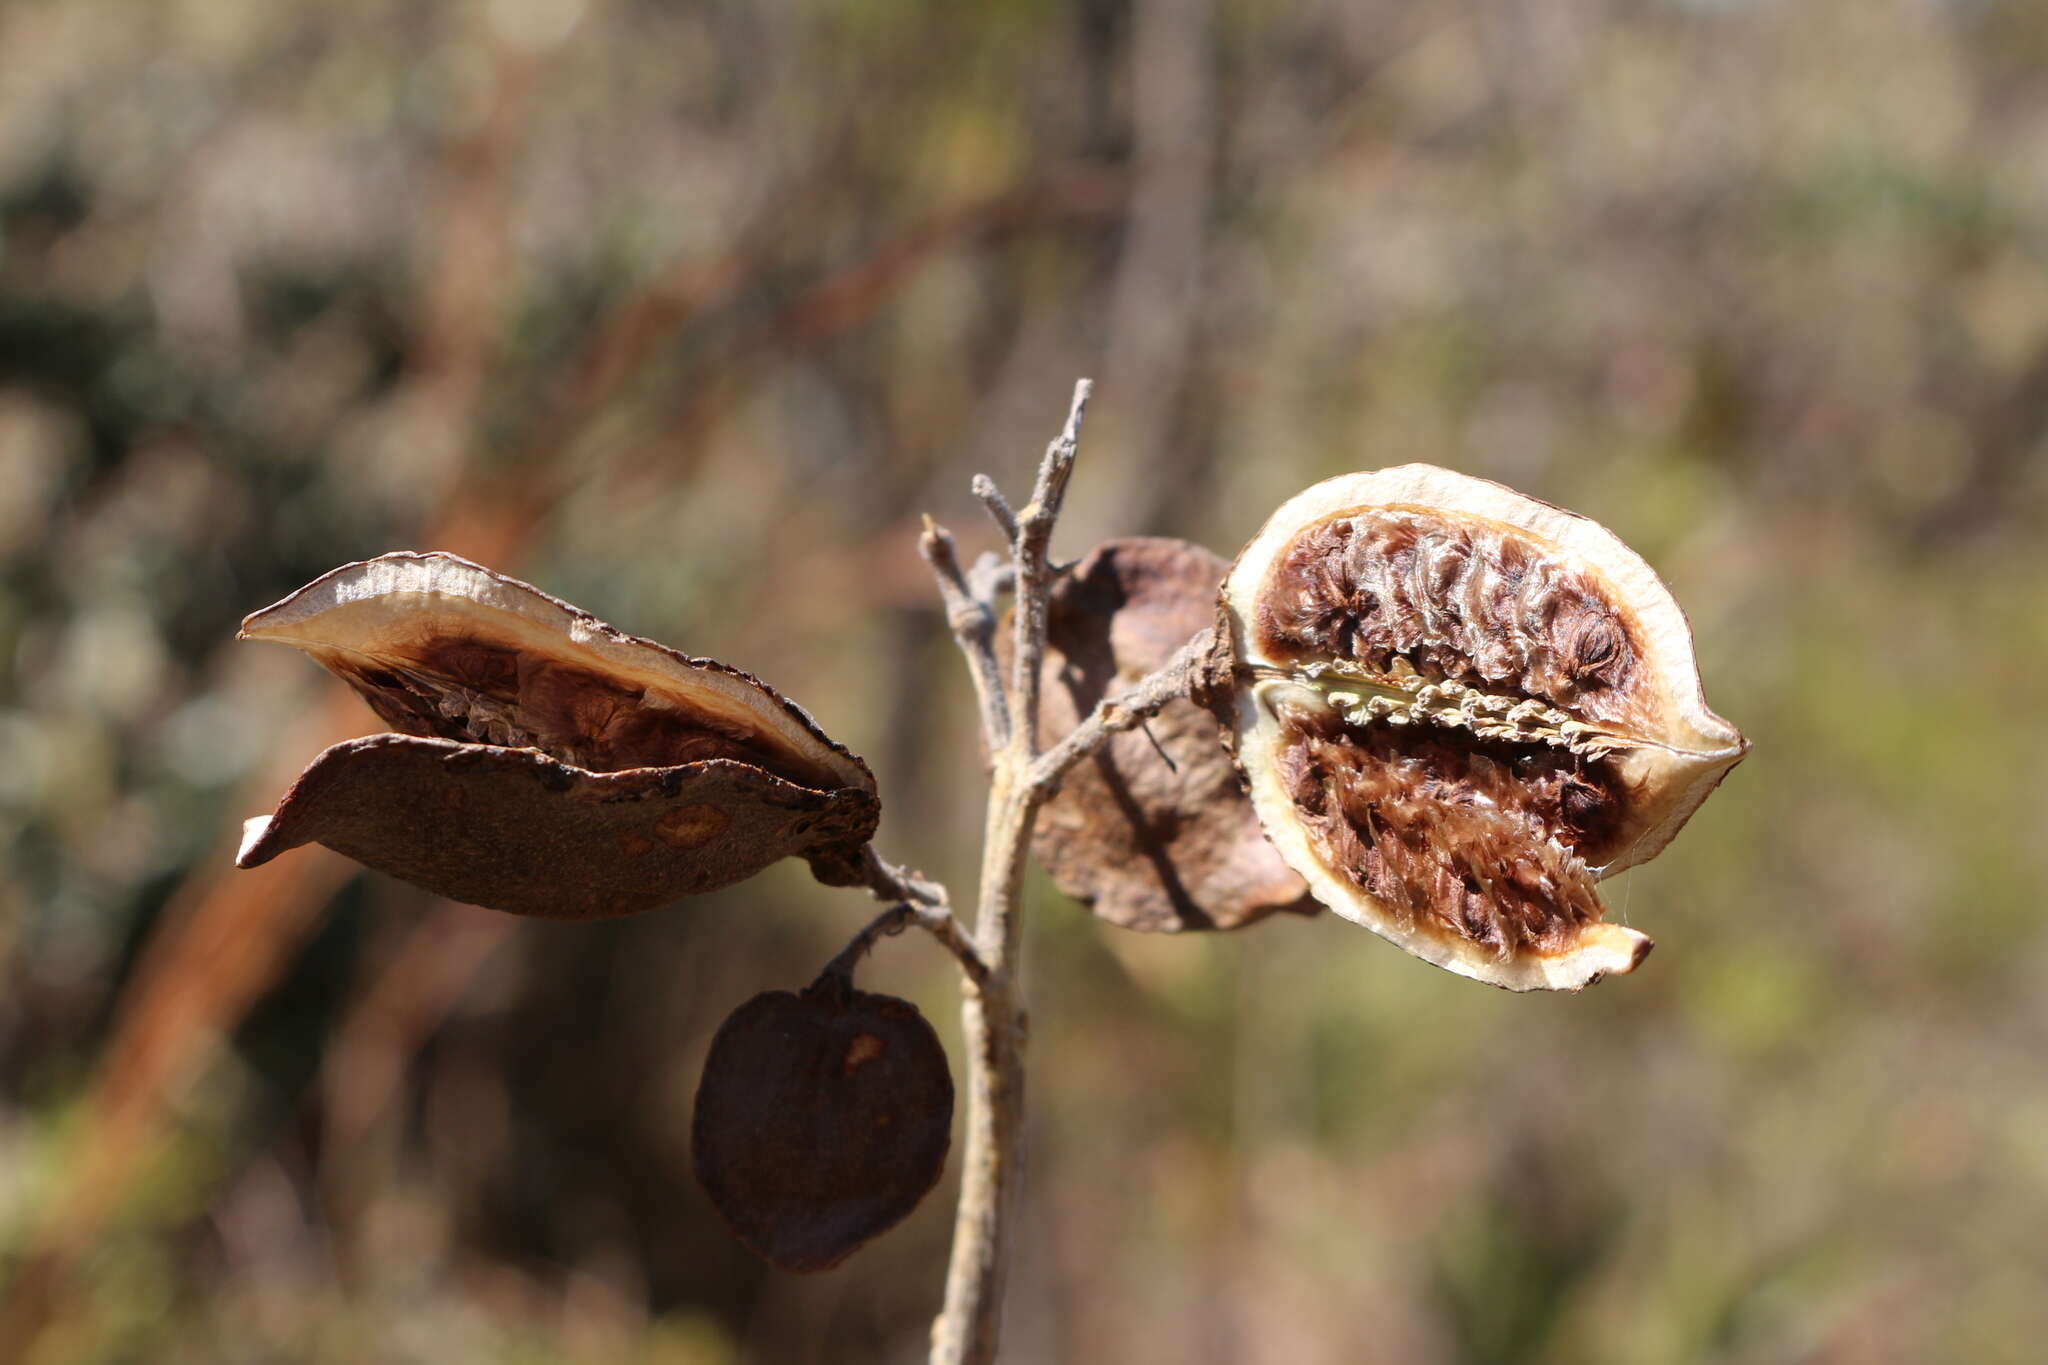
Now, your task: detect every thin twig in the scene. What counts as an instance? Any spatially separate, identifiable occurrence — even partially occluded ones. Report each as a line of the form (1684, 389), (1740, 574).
(1028, 633), (1207, 798)
(859, 847), (989, 989)
(971, 474), (1020, 544)
(1005, 380), (1092, 761)
(965, 553), (1015, 603)
(921, 518), (1011, 753)
(1136, 720), (1179, 773)
(815, 904), (916, 984)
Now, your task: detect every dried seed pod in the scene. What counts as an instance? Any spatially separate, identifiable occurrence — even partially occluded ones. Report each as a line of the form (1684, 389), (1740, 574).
(236, 552), (879, 916)
(692, 983), (953, 1272)
(1217, 467), (1746, 991)
(1027, 538), (1315, 931)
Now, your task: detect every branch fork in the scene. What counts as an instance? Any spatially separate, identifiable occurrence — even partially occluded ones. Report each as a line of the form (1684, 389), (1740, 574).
(860, 379), (1198, 1364)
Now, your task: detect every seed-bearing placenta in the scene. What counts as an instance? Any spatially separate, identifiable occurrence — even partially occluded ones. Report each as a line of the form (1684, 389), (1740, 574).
(1217, 469), (1746, 991)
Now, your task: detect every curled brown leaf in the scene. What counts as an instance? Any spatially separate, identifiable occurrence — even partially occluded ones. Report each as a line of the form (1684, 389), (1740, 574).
(1027, 538), (1315, 932)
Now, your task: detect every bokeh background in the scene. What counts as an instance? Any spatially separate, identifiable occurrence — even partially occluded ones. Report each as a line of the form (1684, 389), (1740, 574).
(4, 0), (2048, 1361)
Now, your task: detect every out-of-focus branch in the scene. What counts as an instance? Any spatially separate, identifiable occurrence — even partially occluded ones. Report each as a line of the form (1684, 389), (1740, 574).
(318, 900), (512, 1257)
(646, 167), (1127, 466)
(1067, 0), (1214, 547)
(0, 692), (365, 1360)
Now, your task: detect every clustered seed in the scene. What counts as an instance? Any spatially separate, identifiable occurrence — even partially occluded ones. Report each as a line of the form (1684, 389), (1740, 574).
(1266, 688), (1617, 959)
(1247, 506), (1661, 958)
(337, 641), (805, 780)
(1254, 507), (1648, 731)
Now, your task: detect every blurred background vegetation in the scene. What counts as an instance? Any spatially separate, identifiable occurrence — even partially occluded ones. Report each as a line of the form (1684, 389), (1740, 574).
(3, 0), (2047, 1360)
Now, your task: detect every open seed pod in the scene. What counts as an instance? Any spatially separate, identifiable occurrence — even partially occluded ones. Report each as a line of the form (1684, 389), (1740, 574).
(1027, 538), (1315, 931)
(236, 552), (879, 918)
(1216, 467), (1746, 991)
(692, 982), (953, 1272)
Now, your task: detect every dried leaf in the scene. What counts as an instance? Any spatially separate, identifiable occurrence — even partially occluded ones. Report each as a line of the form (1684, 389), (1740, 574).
(692, 985), (953, 1273)
(1028, 538), (1315, 931)
(236, 552), (880, 915)
(1218, 467), (1747, 991)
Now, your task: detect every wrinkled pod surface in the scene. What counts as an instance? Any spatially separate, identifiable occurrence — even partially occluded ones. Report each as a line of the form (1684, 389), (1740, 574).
(1216, 466), (1746, 991)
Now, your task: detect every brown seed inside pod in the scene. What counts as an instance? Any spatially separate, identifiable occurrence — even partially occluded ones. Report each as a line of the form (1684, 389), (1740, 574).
(692, 985), (954, 1273)
(1220, 467), (1747, 991)
(239, 552), (874, 793)
(1024, 538), (1315, 932)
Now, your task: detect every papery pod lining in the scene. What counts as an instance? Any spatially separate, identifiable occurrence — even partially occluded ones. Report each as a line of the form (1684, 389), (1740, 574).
(240, 552), (874, 795)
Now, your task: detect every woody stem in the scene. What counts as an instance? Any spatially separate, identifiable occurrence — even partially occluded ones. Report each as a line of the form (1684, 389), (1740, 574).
(922, 379), (1089, 1365)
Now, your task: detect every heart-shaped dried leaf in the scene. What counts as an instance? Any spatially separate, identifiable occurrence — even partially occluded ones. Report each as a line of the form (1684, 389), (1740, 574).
(693, 985), (953, 1273)
(1029, 538), (1315, 931)
(1218, 466), (1746, 991)
(236, 552), (880, 913)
